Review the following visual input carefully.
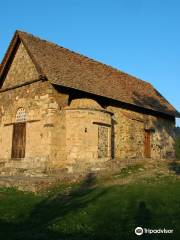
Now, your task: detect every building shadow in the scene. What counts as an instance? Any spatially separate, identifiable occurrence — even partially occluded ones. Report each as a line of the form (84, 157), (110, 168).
(0, 173), (107, 240)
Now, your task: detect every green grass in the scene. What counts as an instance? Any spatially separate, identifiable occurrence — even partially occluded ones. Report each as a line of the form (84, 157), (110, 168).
(115, 163), (144, 177)
(0, 175), (180, 240)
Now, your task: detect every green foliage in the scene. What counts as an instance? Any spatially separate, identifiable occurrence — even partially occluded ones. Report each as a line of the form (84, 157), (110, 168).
(175, 127), (180, 138)
(0, 175), (180, 240)
(175, 137), (180, 159)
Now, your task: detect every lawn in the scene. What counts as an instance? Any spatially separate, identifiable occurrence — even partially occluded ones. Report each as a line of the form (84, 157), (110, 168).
(0, 172), (180, 240)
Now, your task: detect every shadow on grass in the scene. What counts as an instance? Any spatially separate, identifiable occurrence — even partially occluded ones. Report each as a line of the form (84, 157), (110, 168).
(0, 173), (179, 240)
(135, 201), (152, 227)
(0, 173), (108, 240)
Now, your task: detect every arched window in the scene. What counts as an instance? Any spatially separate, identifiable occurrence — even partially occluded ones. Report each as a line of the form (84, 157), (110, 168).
(15, 108), (26, 122)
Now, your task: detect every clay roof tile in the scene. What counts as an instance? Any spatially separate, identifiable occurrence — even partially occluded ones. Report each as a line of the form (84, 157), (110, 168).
(1, 30), (180, 117)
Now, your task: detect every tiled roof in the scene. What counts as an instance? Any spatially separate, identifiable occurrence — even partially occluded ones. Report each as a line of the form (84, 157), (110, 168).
(1, 30), (180, 117)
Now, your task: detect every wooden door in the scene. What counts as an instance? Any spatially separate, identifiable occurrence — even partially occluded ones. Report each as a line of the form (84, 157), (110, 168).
(11, 122), (26, 158)
(144, 130), (151, 158)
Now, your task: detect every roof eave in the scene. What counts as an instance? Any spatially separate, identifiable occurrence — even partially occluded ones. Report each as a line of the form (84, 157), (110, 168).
(51, 81), (178, 118)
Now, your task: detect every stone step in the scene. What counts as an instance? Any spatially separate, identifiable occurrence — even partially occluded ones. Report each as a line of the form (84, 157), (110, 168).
(0, 176), (58, 192)
(0, 167), (49, 177)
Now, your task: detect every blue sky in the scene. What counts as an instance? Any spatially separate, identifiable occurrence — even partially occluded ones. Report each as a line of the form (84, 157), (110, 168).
(0, 0), (180, 126)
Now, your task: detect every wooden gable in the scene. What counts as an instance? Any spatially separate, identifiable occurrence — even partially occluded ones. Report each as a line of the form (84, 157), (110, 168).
(2, 42), (39, 89)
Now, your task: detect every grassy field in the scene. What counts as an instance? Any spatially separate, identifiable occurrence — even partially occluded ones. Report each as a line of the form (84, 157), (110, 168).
(0, 164), (180, 240)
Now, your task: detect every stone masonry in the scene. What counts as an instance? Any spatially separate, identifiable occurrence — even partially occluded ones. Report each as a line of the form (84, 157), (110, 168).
(0, 31), (178, 179)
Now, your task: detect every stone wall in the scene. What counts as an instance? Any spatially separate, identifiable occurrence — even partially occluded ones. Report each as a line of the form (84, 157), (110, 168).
(0, 81), (60, 174)
(107, 105), (175, 160)
(50, 93), (175, 173)
(98, 125), (109, 158)
(48, 89), (69, 169)
(2, 42), (39, 89)
(0, 81), (176, 177)
(151, 117), (175, 159)
(65, 99), (112, 171)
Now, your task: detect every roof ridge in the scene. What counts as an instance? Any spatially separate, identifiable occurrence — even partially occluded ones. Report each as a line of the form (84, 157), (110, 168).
(17, 30), (151, 86)
(1, 30), (179, 117)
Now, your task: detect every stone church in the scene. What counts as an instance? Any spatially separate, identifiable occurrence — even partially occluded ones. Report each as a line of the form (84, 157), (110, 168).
(0, 30), (179, 176)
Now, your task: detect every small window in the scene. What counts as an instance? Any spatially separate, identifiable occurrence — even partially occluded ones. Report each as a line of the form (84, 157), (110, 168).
(16, 108), (26, 122)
